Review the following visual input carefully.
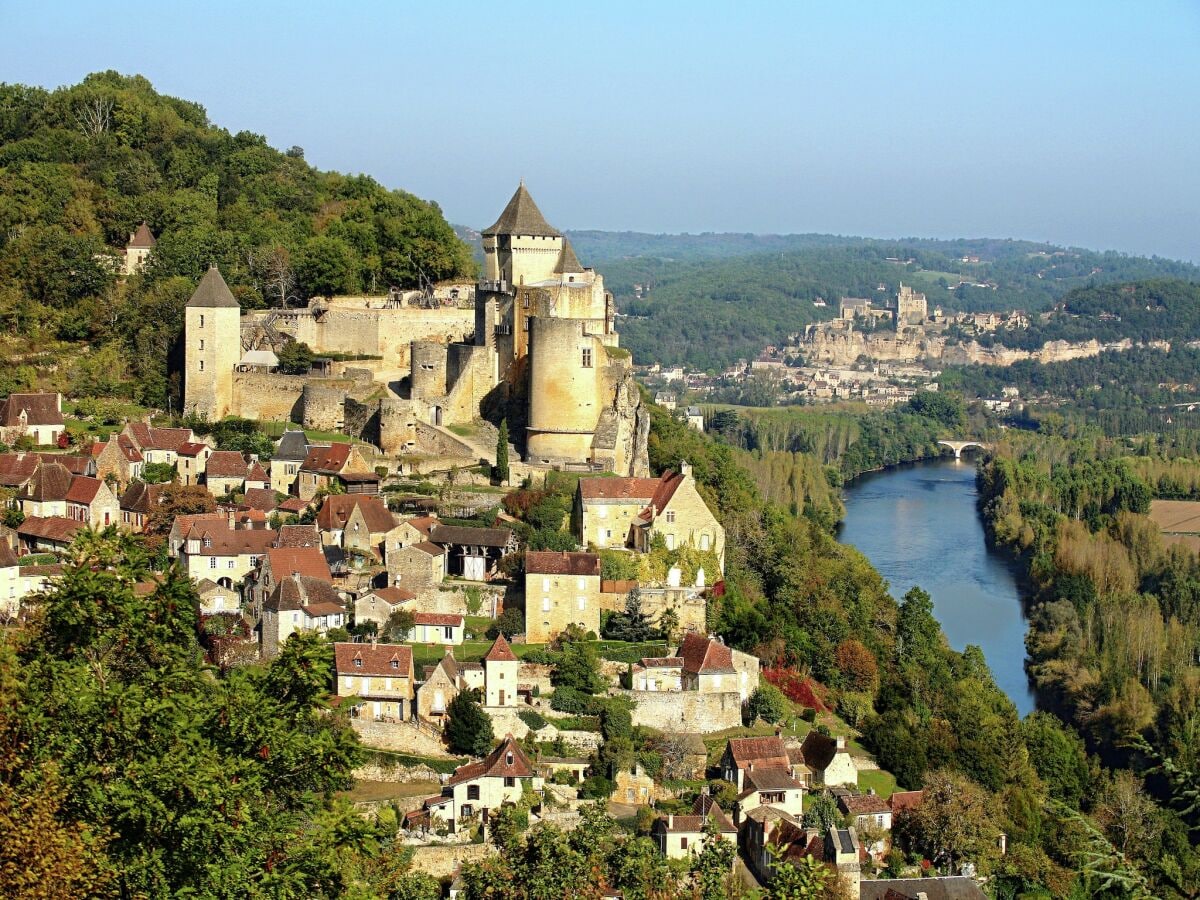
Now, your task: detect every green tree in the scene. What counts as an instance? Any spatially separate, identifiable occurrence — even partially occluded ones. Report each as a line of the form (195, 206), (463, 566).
(746, 683), (788, 725)
(384, 607), (416, 642)
(803, 790), (841, 833)
(691, 818), (736, 898)
(552, 641), (607, 695)
(1020, 711), (1090, 807)
(276, 340), (315, 375)
(299, 235), (355, 298)
(445, 689), (494, 757)
(494, 418), (510, 484)
(140, 461), (177, 484)
(766, 848), (832, 899)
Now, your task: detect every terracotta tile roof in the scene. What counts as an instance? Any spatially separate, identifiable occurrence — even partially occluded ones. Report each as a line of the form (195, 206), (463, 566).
(0, 393), (62, 427)
(679, 632), (735, 675)
(334, 641), (413, 677)
(428, 523), (513, 548)
(128, 426), (195, 453)
(725, 736), (790, 769)
(177, 441), (209, 458)
(841, 792), (890, 816)
(484, 633), (518, 662)
(21, 463), (73, 503)
(185, 523), (277, 557)
(317, 495), (395, 534)
(0, 454), (38, 487)
(246, 461), (268, 482)
(579, 476), (660, 501)
(446, 735), (535, 786)
(300, 443), (350, 474)
(363, 586), (415, 605)
(19, 563), (62, 577)
(482, 183), (562, 238)
(17, 516), (86, 544)
(655, 814), (705, 834)
(241, 487), (280, 512)
(64, 476), (103, 505)
(37, 453), (91, 475)
(205, 451), (249, 478)
(265, 573), (340, 612)
(638, 657), (683, 668)
(0, 544), (18, 567)
(745, 767), (802, 792)
(266, 546), (331, 581)
(404, 515), (438, 537)
(525, 550), (600, 577)
(888, 790), (924, 813)
(112, 435), (143, 463)
(302, 600), (346, 618)
(413, 611), (463, 627)
(692, 794), (738, 833)
(277, 497), (308, 513)
(410, 540), (445, 556)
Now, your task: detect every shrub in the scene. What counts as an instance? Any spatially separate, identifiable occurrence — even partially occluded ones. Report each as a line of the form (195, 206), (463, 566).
(579, 775), (614, 800)
(517, 709), (548, 731)
(746, 683), (788, 725)
(446, 690), (494, 757)
(486, 607), (524, 639)
(550, 686), (589, 715)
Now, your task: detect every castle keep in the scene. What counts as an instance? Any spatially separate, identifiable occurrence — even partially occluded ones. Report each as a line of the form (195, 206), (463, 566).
(183, 184), (648, 476)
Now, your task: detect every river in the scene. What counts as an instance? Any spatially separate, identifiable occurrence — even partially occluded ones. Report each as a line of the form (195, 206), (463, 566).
(838, 456), (1036, 716)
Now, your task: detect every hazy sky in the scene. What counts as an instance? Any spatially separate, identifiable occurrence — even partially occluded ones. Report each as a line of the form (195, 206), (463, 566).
(3, 1), (1199, 259)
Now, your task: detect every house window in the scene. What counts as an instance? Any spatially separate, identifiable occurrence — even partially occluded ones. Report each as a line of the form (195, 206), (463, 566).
(467, 785), (480, 800)
(581, 348), (593, 368)
(199, 315), (205, 328)
(209, 557), (216, 569)
(542, 577), (550, 592)
(249, 556), (258, 567)
(524, 315), (531, 332)
(542, 597), (550, 612)
(576, 577), (585, 590)
(199, 339), (205, 350)
(700, 534), (710, 551)
(444, 626), (453, 640)
(504, 777), (516, 787)
(506, 752), (514, 765)
(665, 511), (675, 524)
(680, 837), (689, 850)
(577, 596), (586, 610)
(354, 659), (362, 668)
(666, 534), (675, 550)
(391, 660), (399, 669)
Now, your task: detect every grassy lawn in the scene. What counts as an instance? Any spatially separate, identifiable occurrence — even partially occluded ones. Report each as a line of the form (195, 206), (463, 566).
(857, 768), (898, 798)
(341, 780), (440, 803)
(258, 420), (353, 443)
(360, 748), (466, 775)
(409, 638), (669, 672)
(447, 423), (477, 438)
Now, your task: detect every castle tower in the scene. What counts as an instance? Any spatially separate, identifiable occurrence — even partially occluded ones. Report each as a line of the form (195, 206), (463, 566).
(526, 317), (604, 464)
(483, 633), (519, 707)
(481, 182), (563, 287)
(184, 266), (241, 420)
(123, 222), (156, 275)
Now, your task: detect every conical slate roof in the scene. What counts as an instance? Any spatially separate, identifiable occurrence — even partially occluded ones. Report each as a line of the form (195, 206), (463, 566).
(187, 265), (240, 308)
(127, 221), (156, 249)
(554, 239), (585, 275)
(483, 183), (562, 238)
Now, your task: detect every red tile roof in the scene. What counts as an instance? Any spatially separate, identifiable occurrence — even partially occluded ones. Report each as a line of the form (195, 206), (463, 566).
(413, 611), (463, 627)
(17, 516), (86, 544)
(363, 586), (415, 605)
(679, 632), (735, 675)
(274, 524), (321, 548)
(265, 574), (340, 612)
(405, 515), (437, 537)
(64, 476), (104, 505)
(300, 443), (351, 474)
(37, 453), (92, 475)
(842, 792), (891, 815)
(205, 451), (249, 478)
(177, 441), (209, 458)
(484, 633), (518, 662)
(578, 476), (660, 501)
(277, 497), (308, 513)
(410, 540), (445, 556)
(447, 735), (534, 786)
(888, 790), (924, 813)
(246, 461), (268, 482)
(266, 546), (331, 581)
(20, 463), (73, 503)
(525, 550), (600, 577)
(725, 736), (790, 769)
(0, 454), (38, 487)
(241, 487), (280, 512)
(0, 393), (62, 427)
(126, 425), (195, 453)
(316, 495), (395, 534)
(334, 642), (413, 677)
(185, 523), (277, 557)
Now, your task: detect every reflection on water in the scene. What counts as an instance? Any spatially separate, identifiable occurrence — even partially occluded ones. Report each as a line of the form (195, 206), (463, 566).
(839, 457), (1035, 716)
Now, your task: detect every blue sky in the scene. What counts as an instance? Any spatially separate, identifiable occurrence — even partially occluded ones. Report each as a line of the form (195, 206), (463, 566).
(2, 1), (1198, 259)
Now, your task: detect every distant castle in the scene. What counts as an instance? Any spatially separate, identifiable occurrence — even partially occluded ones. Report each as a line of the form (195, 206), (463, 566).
(182, 183), (648, 476)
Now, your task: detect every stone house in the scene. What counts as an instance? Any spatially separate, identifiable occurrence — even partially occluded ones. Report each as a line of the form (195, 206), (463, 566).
(686, 407), (704, 432)
(14, 462), (73, 519)
(167, 512), (228, 557)
(651, 794), (738, 860)
(482, 633), (519, 708)
(575, 462), (724, 571)
(408, 611), (465, 645)
(175, 441), (212, 486)
(382, 514), (436, 557)
(0, 453), (40, 492)
(316, 494), (396, 556)
(274, 523), (322, 548)
(721, 736), (795, 791)
(334, 641), (415, 722)
(416, 650), (484, 722)
(798, 732), (858, 788)
(240, 487), (282, 514)
(424, 735), (543, 833)
(64, 476), (119, 528)
(121, 424), (204, 467)
(249, 545), (333, 608)
(741, 808), (809, 887)
(0, 543), (21, 619)
(679, 632), (758, 701)
(16, 516), (85, 554)
(427, 523), (516, 581)
(270, 429), (311, 496)
(118, 481), (163, 532)
(204, 450), (252, 497)
(523, 550), (601, 643)
(0, 393), (64, 447)
(631, 655), (683, 691)
(297, 443), (375, 501)
(178, 519), (278, 588)
(123, 222), (155, 274)
(386, 541), (446, 591)
(194, 577), (240, 616)
(261, 573), (346, 658)
(353, 585), (416, 631)
(839, 790), (892, 832)
(735, 765), (806, 823)
(91, 434), (144, 487)
(612, 762), (659, 804)
(535, 755), (588, 784)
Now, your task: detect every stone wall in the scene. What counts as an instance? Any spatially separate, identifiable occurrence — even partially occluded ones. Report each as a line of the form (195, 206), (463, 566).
(408, 844), (493, 879)
(351, 719), (453, 756)
(618, 688), (745, 733)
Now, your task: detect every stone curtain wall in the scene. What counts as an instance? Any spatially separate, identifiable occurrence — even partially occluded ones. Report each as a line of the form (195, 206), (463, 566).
(620, 689), (745, 733)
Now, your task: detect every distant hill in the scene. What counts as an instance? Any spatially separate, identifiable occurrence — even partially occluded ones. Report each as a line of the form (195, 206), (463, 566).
(555, 232), (1200, 371)
(0, 71), (475, 408)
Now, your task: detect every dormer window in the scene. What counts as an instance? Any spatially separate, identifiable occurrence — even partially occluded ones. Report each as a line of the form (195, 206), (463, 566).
(203, 537), (212, 548)
(505, 752), (514, 766)
(354, 658), (362, 668)
(390, 659), (399, 669)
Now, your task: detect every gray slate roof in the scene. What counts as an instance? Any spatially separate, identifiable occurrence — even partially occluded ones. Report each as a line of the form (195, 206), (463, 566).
(554, 239), (585, 274)
(483, 183), (561, 238)
(275, 429), (310, 461)
(187, 266), (240, 308)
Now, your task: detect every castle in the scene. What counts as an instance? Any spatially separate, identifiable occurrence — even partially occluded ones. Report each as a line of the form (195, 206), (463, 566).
(183, 184), (648, 476)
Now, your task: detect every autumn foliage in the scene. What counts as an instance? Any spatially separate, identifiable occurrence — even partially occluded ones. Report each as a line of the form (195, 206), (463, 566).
(835, 638), (879, 691)
(763, 666), (828, 712)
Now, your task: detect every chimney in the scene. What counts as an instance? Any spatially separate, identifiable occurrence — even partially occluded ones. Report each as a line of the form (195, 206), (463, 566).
(680, 460), (692, 478)
(835, 736), (846, 751)
(667, 814), (673, 828)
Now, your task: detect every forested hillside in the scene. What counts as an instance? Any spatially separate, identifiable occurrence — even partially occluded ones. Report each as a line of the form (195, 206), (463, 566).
(0, 71), (475, 408)
(587, 237), (1198, 371)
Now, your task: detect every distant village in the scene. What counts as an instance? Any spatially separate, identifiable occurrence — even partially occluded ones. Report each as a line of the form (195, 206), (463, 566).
(0, 187), (996, 899)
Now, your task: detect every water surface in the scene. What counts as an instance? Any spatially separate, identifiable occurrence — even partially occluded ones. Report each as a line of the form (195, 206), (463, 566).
(838, 456), (1035, 716)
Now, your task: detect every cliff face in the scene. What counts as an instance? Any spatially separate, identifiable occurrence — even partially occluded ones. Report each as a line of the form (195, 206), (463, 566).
(804, 325), (1170, 368)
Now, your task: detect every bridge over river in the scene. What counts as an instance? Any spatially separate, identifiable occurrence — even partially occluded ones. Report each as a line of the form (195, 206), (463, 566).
(938, 439), (992, 459)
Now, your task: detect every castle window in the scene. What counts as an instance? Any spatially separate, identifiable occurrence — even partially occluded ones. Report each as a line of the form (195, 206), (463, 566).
(581, 348), (593, 368)
(524, 316), (531, 332)
(199, 315), (205, 328)
(542, 597), (550, 612)
(199, 339), (205, 350)
(198, 360), (204, 372)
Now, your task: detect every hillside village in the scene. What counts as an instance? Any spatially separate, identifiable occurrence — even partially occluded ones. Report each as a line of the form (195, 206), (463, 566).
(0, 185), (977, 899)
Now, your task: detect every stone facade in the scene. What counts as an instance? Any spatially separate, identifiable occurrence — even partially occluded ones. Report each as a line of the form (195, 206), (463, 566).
(524, 551), (602, 643)
(618, 688), (745, 732)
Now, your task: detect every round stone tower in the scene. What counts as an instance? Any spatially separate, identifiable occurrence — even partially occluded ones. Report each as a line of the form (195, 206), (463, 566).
(526, 317), (601, 463)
